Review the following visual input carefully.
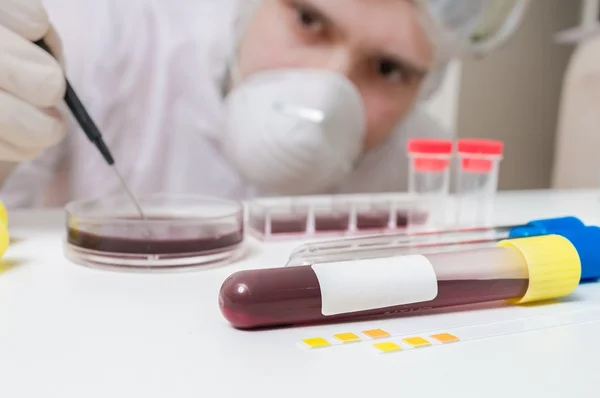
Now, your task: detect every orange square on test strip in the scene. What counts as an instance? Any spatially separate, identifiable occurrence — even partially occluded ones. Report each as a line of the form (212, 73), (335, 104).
(430, 333), (460, 343)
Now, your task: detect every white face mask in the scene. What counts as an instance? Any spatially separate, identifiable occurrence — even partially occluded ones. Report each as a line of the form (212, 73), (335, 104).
(221, 69), (366, 196)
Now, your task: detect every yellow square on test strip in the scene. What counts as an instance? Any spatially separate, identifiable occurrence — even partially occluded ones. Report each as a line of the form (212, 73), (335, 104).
(402, 337), (431, 348)
(334, 333), (361, 343)
(302, 337), (331, 349)
(373, 342), (403, 353)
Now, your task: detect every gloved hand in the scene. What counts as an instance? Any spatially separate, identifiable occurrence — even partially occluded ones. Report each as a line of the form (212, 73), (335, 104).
(0, 0), (67, 162)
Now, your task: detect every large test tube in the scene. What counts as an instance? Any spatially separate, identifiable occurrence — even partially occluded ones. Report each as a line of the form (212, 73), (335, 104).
(288, 216), (585, 259)
(219, 228), (600, 329)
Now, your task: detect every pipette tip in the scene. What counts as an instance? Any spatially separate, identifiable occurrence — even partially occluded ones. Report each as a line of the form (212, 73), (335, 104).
(112, 166), (147, 221)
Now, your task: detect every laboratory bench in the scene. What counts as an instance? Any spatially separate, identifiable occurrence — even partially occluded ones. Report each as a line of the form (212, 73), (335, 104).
(0, 189), (599, 398)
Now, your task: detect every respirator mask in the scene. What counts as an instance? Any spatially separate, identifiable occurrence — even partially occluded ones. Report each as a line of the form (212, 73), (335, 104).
(221, 68), (366, 196)
(220, 0), (531, 196)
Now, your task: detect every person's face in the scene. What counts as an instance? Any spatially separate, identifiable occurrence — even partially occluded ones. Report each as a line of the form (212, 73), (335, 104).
(236, 0), (434, 151)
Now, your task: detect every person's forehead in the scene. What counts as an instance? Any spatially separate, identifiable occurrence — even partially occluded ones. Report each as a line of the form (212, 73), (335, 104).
(299, 0), (433, 67)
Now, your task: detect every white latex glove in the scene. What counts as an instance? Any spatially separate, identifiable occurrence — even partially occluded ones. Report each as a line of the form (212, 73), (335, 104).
(0, 0), (67, 161)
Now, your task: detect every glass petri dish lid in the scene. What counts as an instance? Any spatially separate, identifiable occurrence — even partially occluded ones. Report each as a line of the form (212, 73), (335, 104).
(64, 193), (245, 271)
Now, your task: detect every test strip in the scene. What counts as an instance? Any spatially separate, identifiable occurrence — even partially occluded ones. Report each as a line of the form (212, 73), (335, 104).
(430, 333), (460, 344)
(301, 337), (331, 349)
(402, 337), (432, 348)
(300, 306), (600, 353)
(373, 341), (403, 353)
(362, 328), (391, 339)
(334, 332), (361, 344)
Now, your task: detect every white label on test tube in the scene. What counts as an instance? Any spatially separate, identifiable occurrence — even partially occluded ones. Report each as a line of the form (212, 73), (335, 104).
(312, 255), (438, 316)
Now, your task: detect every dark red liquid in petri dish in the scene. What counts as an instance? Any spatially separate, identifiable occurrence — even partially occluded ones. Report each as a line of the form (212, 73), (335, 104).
(314, 213), (350, 232)
(219, 266), (529, 329)
(68, 217), (243, 255)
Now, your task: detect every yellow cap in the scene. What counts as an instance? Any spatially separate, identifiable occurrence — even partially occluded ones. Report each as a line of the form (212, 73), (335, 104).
(0, 223), (8, 259)
(0, 201), (7, 228)
(0, 202), (10, 257)
(497, 234), (581, 304)
(0, 201), (8, 259)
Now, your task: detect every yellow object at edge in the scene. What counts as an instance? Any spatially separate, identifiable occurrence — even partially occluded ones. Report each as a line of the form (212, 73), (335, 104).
(0, 201), (8, 259)
(497, 234), (581, 304)
(0, 201), (7, 228)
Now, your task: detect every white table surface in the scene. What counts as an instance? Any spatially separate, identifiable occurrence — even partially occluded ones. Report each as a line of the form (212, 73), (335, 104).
(1, 189), (599, 398)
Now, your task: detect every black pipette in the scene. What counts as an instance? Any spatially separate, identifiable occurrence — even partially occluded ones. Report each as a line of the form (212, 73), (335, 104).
(34, 39), (146, 219)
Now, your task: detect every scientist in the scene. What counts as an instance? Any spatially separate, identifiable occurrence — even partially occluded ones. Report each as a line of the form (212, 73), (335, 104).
(0, 0), (529, 208)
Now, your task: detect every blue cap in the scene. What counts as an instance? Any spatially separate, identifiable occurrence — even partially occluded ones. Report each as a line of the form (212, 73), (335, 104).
(509, 216), (585, 238)
(557, 226), (600, 282)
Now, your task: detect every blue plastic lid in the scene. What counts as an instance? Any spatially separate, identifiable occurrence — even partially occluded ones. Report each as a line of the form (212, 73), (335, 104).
(509, 216), (585, 238)
(557, 226), (600, 282)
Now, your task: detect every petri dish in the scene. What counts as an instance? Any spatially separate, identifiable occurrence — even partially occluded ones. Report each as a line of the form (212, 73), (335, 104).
(64, 193), (245, 271)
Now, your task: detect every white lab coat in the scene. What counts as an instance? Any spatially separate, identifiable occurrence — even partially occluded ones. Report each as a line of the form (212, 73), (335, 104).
(0, 0), (448, 209)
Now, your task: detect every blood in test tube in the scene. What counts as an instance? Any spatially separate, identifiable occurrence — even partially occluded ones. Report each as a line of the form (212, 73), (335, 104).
(219, 265), (528, 329)
(222, 228), (597, 326)
(68, 217), (244, 255)
(221, 230), (597, 329)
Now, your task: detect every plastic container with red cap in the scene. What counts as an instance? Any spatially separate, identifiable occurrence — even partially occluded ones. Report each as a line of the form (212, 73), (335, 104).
(455, 139), (504, 226)
(407, 138), (453, 228)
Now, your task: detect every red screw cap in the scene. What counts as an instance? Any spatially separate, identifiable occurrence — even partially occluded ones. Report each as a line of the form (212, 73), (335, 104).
(457, 139), (504, 173)
(407, 139), (453, 172)
(407, 138), (453, 155)
(457, 139), (504, 155)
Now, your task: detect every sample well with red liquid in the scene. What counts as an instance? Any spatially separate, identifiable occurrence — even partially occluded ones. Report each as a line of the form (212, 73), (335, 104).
(247, 194), (429, 241)
(65, 193), (244, 271)
(219, 228), (600, 329)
